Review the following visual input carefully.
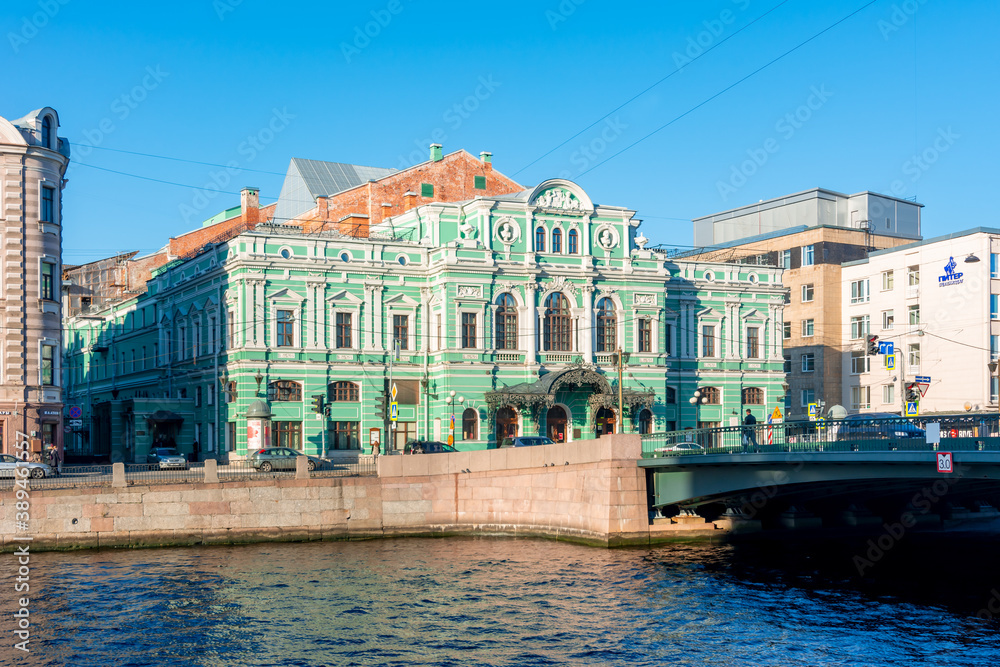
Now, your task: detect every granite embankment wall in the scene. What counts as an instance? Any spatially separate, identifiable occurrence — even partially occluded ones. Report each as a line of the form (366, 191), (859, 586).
(1, 435), (719, 552)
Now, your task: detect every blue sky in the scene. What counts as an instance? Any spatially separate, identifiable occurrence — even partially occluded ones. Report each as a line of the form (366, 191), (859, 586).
(3, 0), (997, 264)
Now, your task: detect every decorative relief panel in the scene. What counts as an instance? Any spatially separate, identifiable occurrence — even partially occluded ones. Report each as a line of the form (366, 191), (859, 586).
(633, 293), (656, 306)
(595, 224), (620, 250)
(457, 285), (483, 298)
(494, 216), (521, 245)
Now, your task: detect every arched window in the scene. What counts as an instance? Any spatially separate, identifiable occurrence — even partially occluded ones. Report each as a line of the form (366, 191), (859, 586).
(462, 408), (478, 440)
(700, 387), (721, 404)
(41, 116), (52, 148)
(742, 387), (764, 405)
(543, 293), (572, 351)
(496, 294), (518, 350)
(637, 409), (653, 435)
(595, 297), (616, 352)
(268, 380), (302, 402)
(552, 228), (562, 253)
(330, 381), (360, 402)
(568, 229), (579, 254)
(535, 227), (546, 252)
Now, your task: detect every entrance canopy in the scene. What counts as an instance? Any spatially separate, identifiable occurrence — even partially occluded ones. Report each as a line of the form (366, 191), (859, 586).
(146, 410), (184, 424)
(485, 365), (654, 414)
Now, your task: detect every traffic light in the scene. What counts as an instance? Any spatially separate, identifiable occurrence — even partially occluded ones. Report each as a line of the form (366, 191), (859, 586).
(311, 394), (325, 414)
(866, 334), (879, 356)
(374, 392), (386, 419)
(905, 383), (919, 402)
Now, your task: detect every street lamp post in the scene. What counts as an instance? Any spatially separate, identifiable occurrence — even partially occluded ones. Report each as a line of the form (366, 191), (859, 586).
(989, 361), (998, 420)
(445, 390), (464, 446)
(615, 348), (630, 434)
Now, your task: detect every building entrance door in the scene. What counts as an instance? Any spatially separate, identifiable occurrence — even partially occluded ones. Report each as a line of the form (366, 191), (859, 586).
(495, 407), (518, 445)
(594, 407), (616, 437)
(546, 406), (568, 442)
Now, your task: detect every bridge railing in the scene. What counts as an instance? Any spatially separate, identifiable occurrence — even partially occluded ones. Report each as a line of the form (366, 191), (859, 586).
(640, 414), (1000, 458)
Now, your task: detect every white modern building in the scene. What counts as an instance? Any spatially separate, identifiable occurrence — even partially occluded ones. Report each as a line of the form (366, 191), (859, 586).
(841, 228), (1000, 415)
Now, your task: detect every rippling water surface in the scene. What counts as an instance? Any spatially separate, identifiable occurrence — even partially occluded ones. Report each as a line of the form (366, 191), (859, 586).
(4, 535), (1000, 666)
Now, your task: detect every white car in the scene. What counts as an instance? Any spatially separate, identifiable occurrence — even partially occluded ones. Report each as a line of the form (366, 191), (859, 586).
(654, 443), (705, 454)
(0, 454), (55, 478)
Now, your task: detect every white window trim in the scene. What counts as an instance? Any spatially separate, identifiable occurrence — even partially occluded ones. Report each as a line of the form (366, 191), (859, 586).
(387, 307), (417, 353)
(698, 320), (721, 359)
(270, 301), (303, 350)
(331, 306), (360, 350)
(458, 308), (484, 350)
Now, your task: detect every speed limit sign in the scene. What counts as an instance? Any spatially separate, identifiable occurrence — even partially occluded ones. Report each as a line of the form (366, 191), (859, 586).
(936, 452), (953, 473)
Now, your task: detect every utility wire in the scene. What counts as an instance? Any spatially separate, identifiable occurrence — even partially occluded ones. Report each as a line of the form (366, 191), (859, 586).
(79, 145), (288, 176)
(576, 0), (880, 179)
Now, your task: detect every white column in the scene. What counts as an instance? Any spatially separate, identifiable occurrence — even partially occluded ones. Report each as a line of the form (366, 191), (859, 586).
(374, 286), (384, 352)
(524, 284), (537, 363)
(581, 286), (594, 362)
(254, 280), (265, 348)
(363, 285), (374, 351)
(420, 288), (431, 353)
(237, 280), (245, 348)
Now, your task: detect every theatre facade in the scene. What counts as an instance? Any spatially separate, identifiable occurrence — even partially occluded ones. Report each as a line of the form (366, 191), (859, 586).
(63, 179), (787, 461)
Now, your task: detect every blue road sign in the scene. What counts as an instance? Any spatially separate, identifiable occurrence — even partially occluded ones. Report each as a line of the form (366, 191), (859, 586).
(878, 341), (894, 355)
(885, 352), (895, 370)
(915, 375), (931, 384)
(905, 401), (919, 417)
(389, 402), (398, 422)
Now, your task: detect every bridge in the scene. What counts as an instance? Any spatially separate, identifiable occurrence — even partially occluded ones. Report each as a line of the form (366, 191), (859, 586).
(638, 415), (1000, 530)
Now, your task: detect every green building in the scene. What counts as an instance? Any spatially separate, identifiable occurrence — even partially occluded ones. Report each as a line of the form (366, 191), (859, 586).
(63, 179), (787, 462)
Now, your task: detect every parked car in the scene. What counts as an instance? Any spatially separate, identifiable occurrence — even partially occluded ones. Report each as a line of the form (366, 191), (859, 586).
(499, 436), (555, 448)
(836, 413), (926, 440)
(655, 442), (705, 454)
(403, 440), (458, 454)
(146, 447), (188, 470)
(249, 447), (322, 472)
(0, 454), (55, 478)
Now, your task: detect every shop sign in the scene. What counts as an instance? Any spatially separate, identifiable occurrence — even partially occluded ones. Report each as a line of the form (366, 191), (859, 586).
(938, 257), (963, 286)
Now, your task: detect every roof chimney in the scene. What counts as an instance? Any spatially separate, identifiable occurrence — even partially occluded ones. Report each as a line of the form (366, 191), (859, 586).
(241, 187), (260, 224)
(430, 143), (443, 162)
(480, 151), (492, 171)
(315, 195), (329, 220)
(403, 191), (418, 211)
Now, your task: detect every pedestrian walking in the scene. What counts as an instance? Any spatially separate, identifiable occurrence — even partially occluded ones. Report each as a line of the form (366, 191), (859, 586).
(743, 409), (759, 452)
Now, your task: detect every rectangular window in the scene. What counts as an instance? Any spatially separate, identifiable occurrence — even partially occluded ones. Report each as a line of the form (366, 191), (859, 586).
(664, 323), (672, 355)
(393, 315), (409, 350)
(746, 327), (759, 358)
(908, 343), (920, 369)
(639, 319), (652, 353)
(336, 312), (352, 348)
(801, 319), (814, 337)
(801, 284), (814, 302)
(276, 309), (294, 347)
(851, 350), (869, 375)
(992, 377), (1000, 405)
(195, 386), (202, 408)
(330, 422), (360, 450)
(228, 422), (237, 452)
(882, 310), (895, 330)
(474, 175), (486, 190)
(851, 386), (871, 411)
(420, 183), (434, 197)
(801, 388), (815, 407)
(851, 315), (870, 340)
(701, 325), (715, 357)
(883, 384), (895, 404)
(908, 304), (920, 325)
(908, 266), (920, 286)
(209, 316), (216, 351)
(802, 353), (815, 372)
(40, 261), (55, 300)
(802, 245), (815, 266)
(41, 344), (55, 385)
(461, 312), (477, 349)
(783, 355), (792, 373)
(271, 421), (302, 450)
(991, 335), (999, 360)
(783, 322), (791, 339)
(992, 253), (1000, 279)
(41, 185), (54, 222)
(850, 279), (869, 304)
(992, 295), (1000, 320)
(227, 312), (235, 349)
(882, 270), (894, 291)
(780, 250), (791, 269)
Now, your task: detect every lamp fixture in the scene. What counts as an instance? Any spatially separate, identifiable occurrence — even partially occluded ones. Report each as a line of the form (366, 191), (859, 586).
(254, 370), (264, 392)
(964, 253), (981, 263)
(989, 361), (998, 375)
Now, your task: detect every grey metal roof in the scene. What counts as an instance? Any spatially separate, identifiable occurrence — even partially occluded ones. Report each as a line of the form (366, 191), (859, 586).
(273, 158), (396, 223)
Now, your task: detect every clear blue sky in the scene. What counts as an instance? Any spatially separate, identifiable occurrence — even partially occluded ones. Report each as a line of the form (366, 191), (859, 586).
(3, 0), (997, 264)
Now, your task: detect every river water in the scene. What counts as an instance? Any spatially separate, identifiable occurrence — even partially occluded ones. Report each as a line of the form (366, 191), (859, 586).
(4, 534), (1000, 666)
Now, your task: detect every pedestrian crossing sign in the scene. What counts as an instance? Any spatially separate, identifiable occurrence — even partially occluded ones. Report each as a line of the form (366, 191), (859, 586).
(885, 353), (895, 370)
(389, 401), (398, 421)
(905, 401), (919, 417)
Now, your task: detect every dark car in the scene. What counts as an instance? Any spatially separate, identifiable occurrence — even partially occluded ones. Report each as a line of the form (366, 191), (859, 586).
(404, 440), (457, 454)
(249, 447), (323, 472)
(836, 413), (926, 441)
(499, 436), (555, 448)
(146, 447), (188, 470)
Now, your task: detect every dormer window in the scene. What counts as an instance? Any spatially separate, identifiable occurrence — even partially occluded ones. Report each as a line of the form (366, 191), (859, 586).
(41, 116), (52, 148)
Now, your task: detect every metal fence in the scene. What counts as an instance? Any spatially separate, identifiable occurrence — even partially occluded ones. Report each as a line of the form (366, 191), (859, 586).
(0, 457), (377, 492)
(641, 414), (1000, 458)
